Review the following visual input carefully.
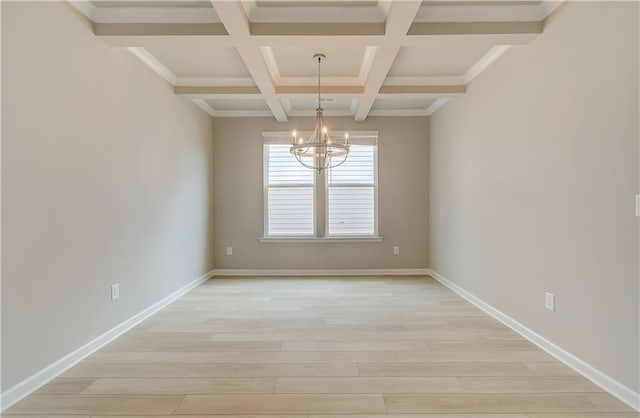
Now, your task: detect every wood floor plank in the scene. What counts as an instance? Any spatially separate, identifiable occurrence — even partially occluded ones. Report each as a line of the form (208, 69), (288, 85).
(82, 377), (276, 394)
(33, 378), (97, 394)
(4, 395), (183, 415)
(274, 376), (464, 393)
(356, 362), (535, 377)
(175, 394), (387, 414)
(383, 394), (603, 413)
(458, 376), (603, 393)
(523, 362), (581, 376)
(185, 363), (359, 377)
(61, 363), (191, 378)
(395, 350), (553, 363)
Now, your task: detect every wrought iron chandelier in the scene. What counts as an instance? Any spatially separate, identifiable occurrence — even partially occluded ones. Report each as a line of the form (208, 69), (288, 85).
(290, 53), (350, 171)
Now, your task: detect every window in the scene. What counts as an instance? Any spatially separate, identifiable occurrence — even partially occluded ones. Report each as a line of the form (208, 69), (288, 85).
(263, 131), (379, 240)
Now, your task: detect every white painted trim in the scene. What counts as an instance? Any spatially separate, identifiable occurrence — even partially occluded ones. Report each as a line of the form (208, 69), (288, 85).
(261, 46), (281, 82)
(425, 98), (449, 116)
(463, 45), (511, 85)
(126, 47), (177, 85)
(427, 269), (640, 412)
(213, 269), (429, 277)
(192, 99), (216, 116)
(540, 0), (566, 19)
(259, 236), (383, 243)
(358, 46), (377, 84)
(0, 269), (214, 412)
(67, 0), (97, 21)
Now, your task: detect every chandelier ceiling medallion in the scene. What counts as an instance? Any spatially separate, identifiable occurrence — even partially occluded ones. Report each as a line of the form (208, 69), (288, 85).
(290, 53), (350, 171)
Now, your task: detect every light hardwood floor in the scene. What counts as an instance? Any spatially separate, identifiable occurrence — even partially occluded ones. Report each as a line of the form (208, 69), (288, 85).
(5, 276), (638, 417)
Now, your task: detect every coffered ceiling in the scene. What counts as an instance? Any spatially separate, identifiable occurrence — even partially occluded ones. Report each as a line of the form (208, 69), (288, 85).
(70, 0), (562, 120)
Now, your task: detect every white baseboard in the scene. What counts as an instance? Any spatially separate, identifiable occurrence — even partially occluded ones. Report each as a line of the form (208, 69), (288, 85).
(427, 268), (640, 412)
(213, 268), (430, 276)
(0, 269), (214, 412)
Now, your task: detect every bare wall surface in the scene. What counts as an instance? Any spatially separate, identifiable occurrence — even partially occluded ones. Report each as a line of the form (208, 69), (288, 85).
(429, 2), (639, 391)
(1, 2), (215, 390)
(212, 116), (429, 270)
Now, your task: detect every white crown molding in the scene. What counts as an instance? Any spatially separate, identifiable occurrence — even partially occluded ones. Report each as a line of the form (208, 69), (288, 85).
(192, 99), (216, 116)
(463, 45), (511, 85)
(0, 269), (215, 413)
(540, 0), (566, 20)
(213, 268), (429, 276)
(428, 269), (640, 413)
(175, 77), (256, 87)
(67, 0), (97, 21)
(425, 98), (449, 116)
(126, 47), (177, 85)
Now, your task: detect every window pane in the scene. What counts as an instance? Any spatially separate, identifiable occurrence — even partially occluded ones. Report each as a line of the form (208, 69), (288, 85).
(328, 145), (375, 185)
(328, 186), (374, 235)
(268, 187), (314, 236)
(268, 144), (314, 185)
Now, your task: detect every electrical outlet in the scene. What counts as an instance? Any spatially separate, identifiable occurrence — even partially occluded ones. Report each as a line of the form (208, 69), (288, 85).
(636, 194), (640, 217)
(545, 292), (555, 312)
(111, 283), (120, 301)
(393, 246), (400, 255)
(226, 247), (233, 256)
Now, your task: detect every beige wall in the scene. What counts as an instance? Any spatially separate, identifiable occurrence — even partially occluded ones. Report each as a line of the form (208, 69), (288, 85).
(1, 2), (215, 390)
(429, 2), (639, 391)
(212, 116), (429, 270)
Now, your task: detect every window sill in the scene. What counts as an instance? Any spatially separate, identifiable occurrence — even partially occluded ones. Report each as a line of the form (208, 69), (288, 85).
(259, 236), (384, 243)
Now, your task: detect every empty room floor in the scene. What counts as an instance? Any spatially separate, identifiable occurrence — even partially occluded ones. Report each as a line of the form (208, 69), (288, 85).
(4, 276), (638, 417)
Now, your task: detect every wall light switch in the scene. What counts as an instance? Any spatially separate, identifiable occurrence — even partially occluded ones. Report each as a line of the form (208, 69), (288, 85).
(393, 246), (400, 255)
(111, 283), (120, 301)
(545, 292), (555, 312)
(636, 194), (640, 217)
(226, 247), (233, 256)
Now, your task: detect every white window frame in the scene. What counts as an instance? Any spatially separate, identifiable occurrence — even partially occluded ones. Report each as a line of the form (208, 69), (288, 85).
(262, 131), (382, 242)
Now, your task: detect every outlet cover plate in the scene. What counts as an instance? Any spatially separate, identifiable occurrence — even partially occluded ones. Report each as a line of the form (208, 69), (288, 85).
(545, 292), (555, 312)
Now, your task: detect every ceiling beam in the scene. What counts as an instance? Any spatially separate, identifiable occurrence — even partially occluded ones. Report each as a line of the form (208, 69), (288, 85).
(407, 21), (543, 35)
(354, 0), (423, 121)
(94, 22), (228, 36)
(210, 0), (288, 122)
(250, 22), (385, 36)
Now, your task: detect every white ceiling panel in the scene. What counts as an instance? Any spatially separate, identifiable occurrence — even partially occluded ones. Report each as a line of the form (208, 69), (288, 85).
(388, 40), (496, 77)
(205, 98), (270, 111)
(271, 46), (366, 78)
(372, 97), (436, 110)
(145, 44), (251, 78)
